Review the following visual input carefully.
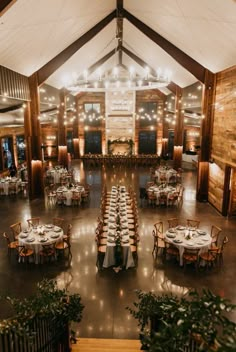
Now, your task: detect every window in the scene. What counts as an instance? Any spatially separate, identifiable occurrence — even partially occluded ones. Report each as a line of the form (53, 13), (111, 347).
(16, 135), (26, 163)
(137, 102), (157, 127)
(138, 131), (156, 154)
(84, 103), (102, 127)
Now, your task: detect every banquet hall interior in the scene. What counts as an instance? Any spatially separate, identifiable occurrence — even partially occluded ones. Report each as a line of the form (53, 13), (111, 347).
(0, 0), (236, 350)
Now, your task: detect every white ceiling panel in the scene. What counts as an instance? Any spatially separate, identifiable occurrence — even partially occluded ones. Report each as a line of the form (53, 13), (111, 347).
(46, 21), (117, 88)
(125, 0), (236, 72)
(123, 20), (197, 87)
(0, 0), (235, 91)
(0, 0), (116, 75)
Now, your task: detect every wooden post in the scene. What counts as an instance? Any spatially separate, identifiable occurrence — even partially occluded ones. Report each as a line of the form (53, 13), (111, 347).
(58, 89), (67, 146)
(197, 70), (216, 201)
(24, 102), (32, 198)
(77, 97), (85, 156)
(173, 86), (183, 170)
(57, 89), (68, 168)
(72, 95), (80, 159)
(28, 73), (44, 199)
(161, 138), (168, 157)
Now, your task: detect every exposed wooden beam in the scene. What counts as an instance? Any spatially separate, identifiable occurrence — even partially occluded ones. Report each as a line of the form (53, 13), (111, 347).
(167, 82), (179, 95)
(85, 48), (116, 77)
(116, 0), (124, 64)
(0, 0), (17, 17)
(40, 106), (57, 114)
(123, 8), (208, 83)
(36, 10), (116, 85)
(118, 49), (122, 65)
(122, 45), (155, 75)
(0, 103), (22, 113)
(121, 45), (176, 98)
(117, 0), (123, 12)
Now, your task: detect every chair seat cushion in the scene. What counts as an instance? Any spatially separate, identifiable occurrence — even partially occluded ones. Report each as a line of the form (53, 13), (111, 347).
(9, 241), (19, 249)
(199, 252), (216, 261)
(55, 242), (68, 250)
(183, 254), (198, 261)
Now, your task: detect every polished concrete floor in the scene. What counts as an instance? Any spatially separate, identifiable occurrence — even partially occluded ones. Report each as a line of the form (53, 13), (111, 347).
(0, 160), (236, 339)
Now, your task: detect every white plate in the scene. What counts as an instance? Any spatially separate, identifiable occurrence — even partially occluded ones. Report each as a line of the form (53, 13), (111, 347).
(19, 234), (28, 239)
(197, 230), (207, 235)
(173, 239), (182, 243)
(50, 234), (60, 239)
(166, 233), (176, 238)
(26, 237), (35, 242)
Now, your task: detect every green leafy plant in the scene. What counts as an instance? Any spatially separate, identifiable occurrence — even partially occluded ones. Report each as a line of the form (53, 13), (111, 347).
(0, 279), (84, 336)
(127, 289), (236, 351)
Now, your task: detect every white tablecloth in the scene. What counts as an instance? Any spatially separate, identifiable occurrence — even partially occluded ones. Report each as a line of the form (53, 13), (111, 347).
(56, 186), (84, 206)
(164, 226), (212, 266)
(19, 224), (64, 264)
(155, 168), (177, 183)
(103, 186), (135, 269)
(47, 168), (68, 184)
(148, 185), (177, 205)
(0, 177), (22, 195)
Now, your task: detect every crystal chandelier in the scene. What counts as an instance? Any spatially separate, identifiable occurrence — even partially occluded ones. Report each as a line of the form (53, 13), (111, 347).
(66, 65), (171, 93)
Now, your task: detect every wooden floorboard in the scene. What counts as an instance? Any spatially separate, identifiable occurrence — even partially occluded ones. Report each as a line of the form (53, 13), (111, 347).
(72, 338), (141, 351)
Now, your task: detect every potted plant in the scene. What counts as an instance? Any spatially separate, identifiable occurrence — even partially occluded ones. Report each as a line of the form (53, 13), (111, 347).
(127, 289), (236, 351)
(0, 279), (84, 350)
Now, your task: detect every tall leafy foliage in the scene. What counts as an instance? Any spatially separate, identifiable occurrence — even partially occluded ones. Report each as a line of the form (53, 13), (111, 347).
(127, 289), (236, 351)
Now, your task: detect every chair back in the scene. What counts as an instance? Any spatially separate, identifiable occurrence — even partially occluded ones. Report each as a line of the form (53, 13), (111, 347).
(3, 232), (10, 245)
(41, 244), (55, 256)
(10, 222), (22, 239)
(218, 235), (229, 253)
(153, 222), (164, 248)
(186, 219), (200, 228)
(210, 225), (222, 244)
(27, 217), (40, 227)
(167, 218), (179, 228)
(17, 245), (27, 255)
(53, 217), (64, 228)
(66, 224), (72, 238)
(154, 221), (163, 236)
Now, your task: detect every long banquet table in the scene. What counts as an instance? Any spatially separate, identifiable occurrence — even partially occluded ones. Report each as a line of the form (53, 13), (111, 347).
(103, 186), (135, 270)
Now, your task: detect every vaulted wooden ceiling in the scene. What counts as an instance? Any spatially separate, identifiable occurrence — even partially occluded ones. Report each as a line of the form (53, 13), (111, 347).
(0, 0), (236, 94)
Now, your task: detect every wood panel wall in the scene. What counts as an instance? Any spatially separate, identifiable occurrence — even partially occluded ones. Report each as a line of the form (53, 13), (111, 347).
(208, 160), (224, 212)
(0, 66), (30, 100)
(229, 170), (236, 216)
(209, 65), (236, 214)
(211, 66), (236, 166)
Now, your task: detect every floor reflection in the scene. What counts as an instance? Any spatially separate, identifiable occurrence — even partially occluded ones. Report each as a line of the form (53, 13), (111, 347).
(0, 160), (235, 339)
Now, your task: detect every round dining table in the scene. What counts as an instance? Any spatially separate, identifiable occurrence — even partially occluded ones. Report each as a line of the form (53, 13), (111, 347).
(18, 224), (64, 264)
(148, 185), (177, 206)
(164, 226), (212, 266)
(56, 185), (85, 206)
(0, 177), (22, 195)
